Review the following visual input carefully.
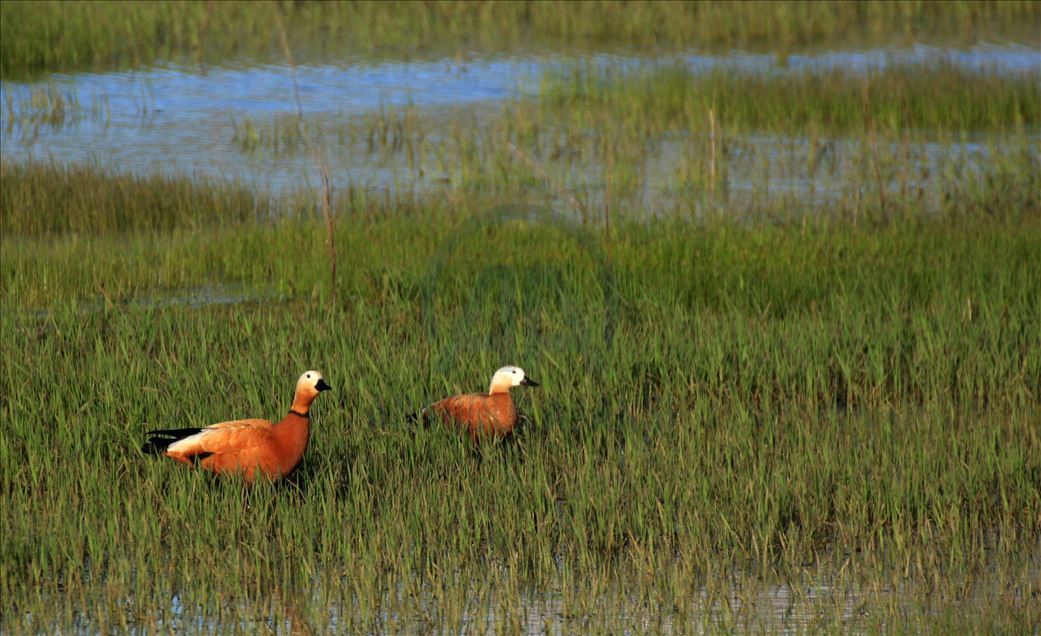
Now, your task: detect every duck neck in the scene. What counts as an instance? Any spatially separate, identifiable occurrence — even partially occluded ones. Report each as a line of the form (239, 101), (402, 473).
(487, 389), (515, 411)
(488, 382), (513, 395)
(274, 409), (311, 462)
(290, 392), (315, 415)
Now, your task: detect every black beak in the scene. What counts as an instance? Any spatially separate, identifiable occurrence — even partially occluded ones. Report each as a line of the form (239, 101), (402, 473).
(520, 377), (539, 387)
(316, 378), (332, 392)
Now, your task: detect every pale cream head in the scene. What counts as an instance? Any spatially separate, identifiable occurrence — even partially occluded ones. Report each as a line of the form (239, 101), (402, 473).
(488, 365), (539, 394)
(295, 370), (332, 402)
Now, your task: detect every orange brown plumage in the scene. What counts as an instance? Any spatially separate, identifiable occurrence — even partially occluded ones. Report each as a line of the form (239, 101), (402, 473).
(422, 365), (538, 442)
(143, 370), (331, 484)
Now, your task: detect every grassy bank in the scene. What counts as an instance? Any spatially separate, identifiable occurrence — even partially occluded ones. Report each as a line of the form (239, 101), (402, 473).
(2, 164), (1039, 631)
(3, 0), (1040, 78)
(538, 62), (1041, 135)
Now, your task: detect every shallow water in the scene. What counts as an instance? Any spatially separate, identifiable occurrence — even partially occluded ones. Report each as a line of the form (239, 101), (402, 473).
(19, 555), (1038, 633)
(2, 44), (1037, 207)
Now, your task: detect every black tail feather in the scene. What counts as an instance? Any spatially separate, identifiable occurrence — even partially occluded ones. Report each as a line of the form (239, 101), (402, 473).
(141, 427), (203, 455)
(406, 408), (432, 429)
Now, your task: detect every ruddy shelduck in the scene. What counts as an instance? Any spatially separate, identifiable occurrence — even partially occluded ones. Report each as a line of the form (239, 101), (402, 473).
(422, 365), (539, 441)
(142, 370), (332, 484)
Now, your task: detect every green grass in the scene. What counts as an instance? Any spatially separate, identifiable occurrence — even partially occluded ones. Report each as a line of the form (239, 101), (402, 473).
(2, 164), (1039, 631)
(3, 0), (1040, 78)
(538, 61), (1041, 135)
(0, 161), (273, 236)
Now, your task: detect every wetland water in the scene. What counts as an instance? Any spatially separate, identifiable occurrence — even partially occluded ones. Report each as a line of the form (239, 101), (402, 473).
(52, 553), (1039, 633)
(3, 43), (1038, 207)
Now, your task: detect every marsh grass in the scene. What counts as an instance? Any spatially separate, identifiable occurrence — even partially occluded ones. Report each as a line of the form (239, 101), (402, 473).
(1, 164), (1039, 631)
(3, 84), (84, 130)
(231, 114), (311, 156)
(4, 1), (1040, 79)
(0, 161), (281, 235)
(204, 60), (1039, 222)
(2, 2), (1040, 629)
(538, 61), (1041, 135)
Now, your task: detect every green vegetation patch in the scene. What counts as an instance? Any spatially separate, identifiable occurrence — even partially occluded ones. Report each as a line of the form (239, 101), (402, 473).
(2, 164), (1039, 631)
(539, 61), (1041, 135)
(0, 161), (272, 235)
(3, 0), (1040, 78)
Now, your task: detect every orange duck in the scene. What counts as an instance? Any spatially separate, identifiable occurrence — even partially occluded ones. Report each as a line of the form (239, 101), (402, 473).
(422, 365), (538, 441)
(143, 370), (331, 484)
